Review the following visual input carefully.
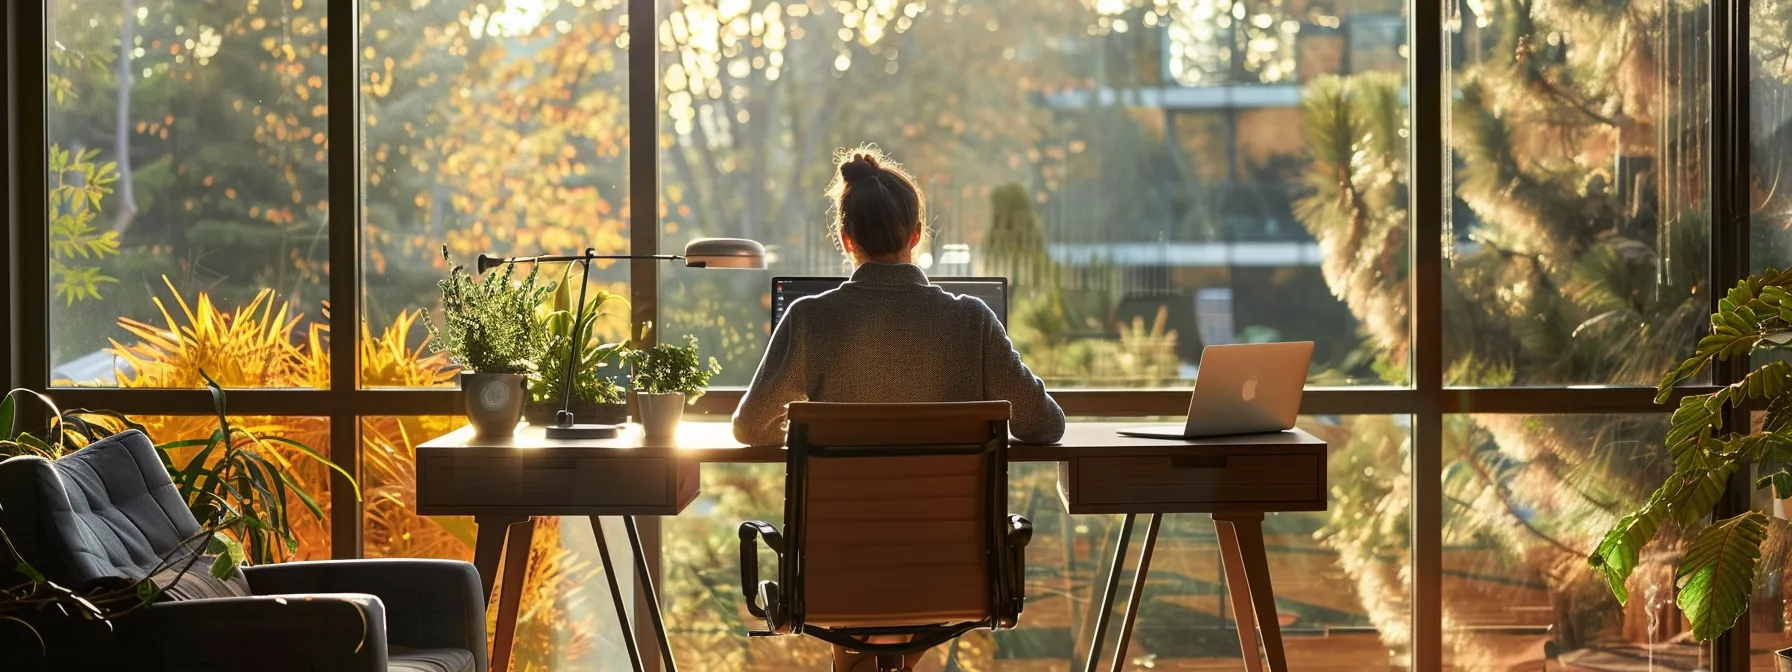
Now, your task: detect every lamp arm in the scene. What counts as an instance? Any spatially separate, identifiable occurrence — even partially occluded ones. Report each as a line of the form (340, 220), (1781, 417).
(476, 252), (684, 273)
(557, 251), (596, 425)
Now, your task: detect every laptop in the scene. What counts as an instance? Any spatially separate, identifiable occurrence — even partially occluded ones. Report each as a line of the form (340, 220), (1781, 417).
(771, 276), (1009, 327)
(1118, 341), (1315, 439)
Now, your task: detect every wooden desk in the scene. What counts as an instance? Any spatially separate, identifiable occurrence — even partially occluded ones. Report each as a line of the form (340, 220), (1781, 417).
(417, 422), (1325, 672)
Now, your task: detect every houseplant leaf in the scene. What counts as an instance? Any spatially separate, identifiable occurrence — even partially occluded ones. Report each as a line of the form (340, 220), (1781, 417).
(0, 394), (15, 439)
(1676, 511), (1768, 642)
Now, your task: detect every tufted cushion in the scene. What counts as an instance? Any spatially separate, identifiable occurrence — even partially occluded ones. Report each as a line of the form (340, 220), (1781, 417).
(388, 647), (477, 672)
(0, 430), (248, 597)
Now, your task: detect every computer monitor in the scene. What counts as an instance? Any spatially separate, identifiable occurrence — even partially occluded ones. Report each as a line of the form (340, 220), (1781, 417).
(771, 276), (1008, 327)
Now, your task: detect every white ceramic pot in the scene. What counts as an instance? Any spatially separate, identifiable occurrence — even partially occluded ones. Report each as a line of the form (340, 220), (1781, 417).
(461, 372), (526, 438)
(637, 392), (686, 439)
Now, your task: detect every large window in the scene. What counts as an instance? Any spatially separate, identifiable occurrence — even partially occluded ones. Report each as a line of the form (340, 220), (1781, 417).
(657, 0), (1409, 388)
(14, 0), (1781, 669)
(44, 0), (329, 388)
(359, 0), (634, 381)
(1445, 0), (1711, 387)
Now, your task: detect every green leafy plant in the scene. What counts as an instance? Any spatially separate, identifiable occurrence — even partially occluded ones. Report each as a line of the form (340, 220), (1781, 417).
(1589, 269), (1792, 641)
(529, 272), (629, 405)
(625, 333), (721, 399)
(426, 246), (554, 374)
(0, 374), (355, 580)
(47, 145), (121, 305)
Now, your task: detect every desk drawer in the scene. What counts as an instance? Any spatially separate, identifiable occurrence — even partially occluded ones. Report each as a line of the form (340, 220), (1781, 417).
(418, 456), (698, 516)
(1061, 454), (1324, 514)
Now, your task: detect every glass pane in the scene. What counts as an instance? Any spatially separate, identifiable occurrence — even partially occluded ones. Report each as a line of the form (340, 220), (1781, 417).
(663, 415), (1411, 668)
(142, 415), (332, 560)
(46, 0), (329, 388)
(1444, 1), (1711, 386)
(359, 0), (632, 389)
(1753, 3), (1792, 273)
(1444, 414), (1710, 669)
(658, 0), (1410, 389)
(361, 417), (640, 669)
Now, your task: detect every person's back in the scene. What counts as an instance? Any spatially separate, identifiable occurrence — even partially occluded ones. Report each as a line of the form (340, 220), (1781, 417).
(732, 146), (1064, 449)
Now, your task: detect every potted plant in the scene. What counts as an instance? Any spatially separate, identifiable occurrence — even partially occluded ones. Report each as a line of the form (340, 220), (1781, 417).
(427, 247), (552, 438)
(625, 333), (721, 438)
(1590, 269), (1792, 666)
(527, 283), (630, 426)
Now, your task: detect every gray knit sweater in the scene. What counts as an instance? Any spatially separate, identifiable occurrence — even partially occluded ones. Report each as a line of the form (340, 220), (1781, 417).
(731, 262), (1067, 446)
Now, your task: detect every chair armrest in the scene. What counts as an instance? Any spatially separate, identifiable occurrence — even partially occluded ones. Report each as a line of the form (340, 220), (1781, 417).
(244, 559), (486, 671)
(106, 594), (387, 671)
(738, 521), (785, 624)
(1007, 514), (1034, 549)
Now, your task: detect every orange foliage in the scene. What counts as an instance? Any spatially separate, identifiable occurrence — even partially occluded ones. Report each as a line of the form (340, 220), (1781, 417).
(106, 280), (607, 662)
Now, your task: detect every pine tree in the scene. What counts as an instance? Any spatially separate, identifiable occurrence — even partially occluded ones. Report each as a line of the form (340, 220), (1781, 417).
(1295, 0), (1711, 663)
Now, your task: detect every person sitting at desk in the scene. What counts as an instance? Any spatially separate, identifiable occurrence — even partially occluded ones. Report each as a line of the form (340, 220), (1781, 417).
(733, 145), (1063, 671)
(731, 145), (1066, 448)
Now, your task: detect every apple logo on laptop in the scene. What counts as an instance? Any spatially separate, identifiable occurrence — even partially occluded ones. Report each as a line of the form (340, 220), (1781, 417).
(1242, 375), (1259, 401)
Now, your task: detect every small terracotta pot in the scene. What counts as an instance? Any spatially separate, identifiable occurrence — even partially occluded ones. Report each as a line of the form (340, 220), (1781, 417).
(461, 372), (526, 438)
(637, 392), (686, 439)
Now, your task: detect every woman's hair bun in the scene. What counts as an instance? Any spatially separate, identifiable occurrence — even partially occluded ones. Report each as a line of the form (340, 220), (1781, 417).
(840, 153), (880, 183)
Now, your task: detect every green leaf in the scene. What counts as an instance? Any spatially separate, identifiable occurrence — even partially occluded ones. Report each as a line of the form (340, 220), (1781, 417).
(136, 579), (162, 605)
(207, 532), (246, 580)
(15, 560), (45, 584)
(1666, 463), (1736, 528)
(1677, 511), (1769, 641)
(0, 394), (15, 440)
(260, 434), (361, 501)
(1589, 483), (1677, 605)
(209, 553), (239, 580)
(1755, 467), (1792, 499)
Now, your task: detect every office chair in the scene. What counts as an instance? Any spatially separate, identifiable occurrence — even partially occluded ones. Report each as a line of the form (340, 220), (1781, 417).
(737, 401), (1033, 672)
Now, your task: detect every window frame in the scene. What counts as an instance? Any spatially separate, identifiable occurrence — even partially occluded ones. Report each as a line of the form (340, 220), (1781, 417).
(0, 0), (1756, 668)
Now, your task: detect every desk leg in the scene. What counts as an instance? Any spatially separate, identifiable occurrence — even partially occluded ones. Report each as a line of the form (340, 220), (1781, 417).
(1081, 513), (1136, 672)
(624, 516), (678, 672)
(1215, 518), (1264, 672)
(1217, 513), (1286, 672)
(473, 515), (524, 605)
(491, 518), (536, 672)
(1109, 513), (1161, 672)
(591, 516), (647, 672)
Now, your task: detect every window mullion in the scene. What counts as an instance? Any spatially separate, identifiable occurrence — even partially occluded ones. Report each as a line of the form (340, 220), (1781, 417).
(1409, 0), (1447, 668)
(326, 0), (363, 560)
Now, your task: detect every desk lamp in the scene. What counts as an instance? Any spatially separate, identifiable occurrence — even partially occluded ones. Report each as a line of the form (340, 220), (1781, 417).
(478, 238), (766, 439)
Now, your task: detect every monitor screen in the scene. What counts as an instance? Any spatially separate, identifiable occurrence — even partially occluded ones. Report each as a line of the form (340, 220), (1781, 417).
(771, 276), (1008, 328)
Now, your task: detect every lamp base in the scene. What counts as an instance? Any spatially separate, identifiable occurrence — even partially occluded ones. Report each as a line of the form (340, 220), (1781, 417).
(545, 423), (620, 440)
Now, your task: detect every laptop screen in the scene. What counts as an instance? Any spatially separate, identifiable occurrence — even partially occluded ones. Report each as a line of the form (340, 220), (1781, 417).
(771, 276), (1008, 328)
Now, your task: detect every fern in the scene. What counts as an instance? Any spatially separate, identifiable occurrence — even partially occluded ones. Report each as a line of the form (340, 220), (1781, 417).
(426, 247), (554, 374)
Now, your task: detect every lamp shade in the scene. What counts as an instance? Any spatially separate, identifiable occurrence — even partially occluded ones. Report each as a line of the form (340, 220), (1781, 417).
(683, 238), (766, 269)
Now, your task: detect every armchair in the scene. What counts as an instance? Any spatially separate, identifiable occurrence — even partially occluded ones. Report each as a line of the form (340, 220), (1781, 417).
(0, 429), (486, 672)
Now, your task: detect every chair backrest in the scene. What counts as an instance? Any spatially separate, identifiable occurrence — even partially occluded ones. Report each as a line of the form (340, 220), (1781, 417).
(0, 430), (218, 591)
(781, 401), (1011, 630)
